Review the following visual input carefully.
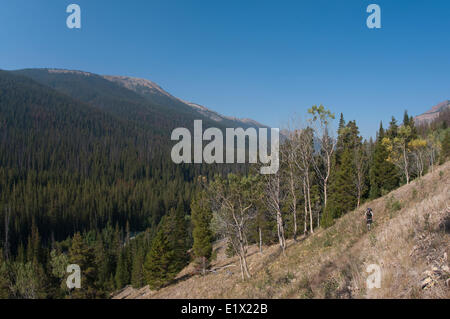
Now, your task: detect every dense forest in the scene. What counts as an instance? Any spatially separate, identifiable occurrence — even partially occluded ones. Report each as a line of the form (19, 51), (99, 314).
(0, 70), (244, 298)
(0, 69), (448, 298)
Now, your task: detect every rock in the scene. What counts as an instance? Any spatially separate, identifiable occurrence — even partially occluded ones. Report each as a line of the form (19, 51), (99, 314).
(421, 277), (434, 289)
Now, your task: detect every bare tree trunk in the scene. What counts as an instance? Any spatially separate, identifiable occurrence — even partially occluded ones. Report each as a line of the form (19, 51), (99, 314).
(305, 172), (314, 234)
(303, 180), (308, 235)
(317, 205), (320, 229)
(239, 255), (244, 280)
(290, 169), (298, 241)
(403, 145), (410, 184)
(357, 191), (361, 208)
(239, 245), (251, 279)
(4, 207), (10, 261)
(237, 227), (251, 279)
(323, 152), (332, 208)
(259, 227), (262, 254)
(276, 211), (286, 255)
(265, 172), (286, 255)
(202, 257), (207, 276)
(236, 239), (251, 279)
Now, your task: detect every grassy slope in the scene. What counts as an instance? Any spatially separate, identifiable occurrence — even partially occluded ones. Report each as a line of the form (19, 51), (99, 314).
(115, 161), (449, 299)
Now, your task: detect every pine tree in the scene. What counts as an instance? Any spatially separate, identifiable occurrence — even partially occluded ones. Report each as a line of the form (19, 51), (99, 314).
(369, 124), (399, 198)
(442, 129), (450, 161)
(0, 248), (10, 298)
(403, 110), (417, 139)
(26, 219), (42, 264)
(143, 208), (189, 290)
(387, 116), (398, 139)
(93, 238), (110, 293)
(191, 192), (213, 274)
(323, 120), (362, 227)
(403, 110), (410, 128)
(335, 113), (346, 165)
(338, 113), (346, 132)
(131, 245), (145, 288)
(115, 250), (130, 289)
(68, 232), (100, 298)
(323, 149), (357, 226)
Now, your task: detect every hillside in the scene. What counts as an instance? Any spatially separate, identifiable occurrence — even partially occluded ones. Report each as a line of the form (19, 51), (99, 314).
(0, 68), (256, 298)
(13, 69), (269, 131)
(0, 69), (243, 252)
(415, 100), (450, 125)
(114, 161), (450, 299)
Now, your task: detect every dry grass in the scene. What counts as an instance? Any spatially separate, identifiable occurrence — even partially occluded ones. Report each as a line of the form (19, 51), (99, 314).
(114, 162), (450, 299)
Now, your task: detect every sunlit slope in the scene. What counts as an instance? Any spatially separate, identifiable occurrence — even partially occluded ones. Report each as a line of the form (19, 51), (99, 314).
(115, 161), (449, 299)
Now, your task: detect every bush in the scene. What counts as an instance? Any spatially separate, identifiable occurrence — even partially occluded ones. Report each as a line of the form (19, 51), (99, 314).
(322, 277), (339, 299)
(385, 195), (402, 218)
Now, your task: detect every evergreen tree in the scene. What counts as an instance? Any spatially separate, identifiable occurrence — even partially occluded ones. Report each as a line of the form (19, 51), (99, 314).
(0, 249), (10, 298)
(338, 113), (346, 132)
(324, 144), (357, 226)
(403, 110), (410, 127)
(403, 110), (417, 139)
(369, 124), (399, 198)
(131, 245), (145, 288)
(387, 116), (398, 139)
(115, 250), (130, 289)
(68, 232), (101, 298)
(442, 129), (450, 161)
(191, 191), (213, 274)
(143, 208), (189, 290)
(322, 121), (358, 227)
(323, 120), (362, 227)
(93, 238), (111, 293)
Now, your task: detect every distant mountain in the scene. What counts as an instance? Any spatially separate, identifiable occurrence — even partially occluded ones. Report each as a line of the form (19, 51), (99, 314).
(103, 74), (269, 130)
(414, 100), (450, 125)
(13, 69), (269, 132)
(13, 69), (214, 135)
(0, 68), (249, 248)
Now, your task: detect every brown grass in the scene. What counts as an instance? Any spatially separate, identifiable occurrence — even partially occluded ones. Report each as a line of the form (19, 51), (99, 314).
(114, 162), (450, 299)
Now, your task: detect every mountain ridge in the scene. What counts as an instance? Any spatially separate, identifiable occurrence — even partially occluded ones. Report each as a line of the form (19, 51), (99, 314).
(103, 73), (269, 129)
(13, 68), (269, 130)
(414, 100), (450, 125)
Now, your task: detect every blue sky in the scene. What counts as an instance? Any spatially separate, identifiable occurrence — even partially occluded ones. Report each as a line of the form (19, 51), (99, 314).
(1, 0), (449, 138)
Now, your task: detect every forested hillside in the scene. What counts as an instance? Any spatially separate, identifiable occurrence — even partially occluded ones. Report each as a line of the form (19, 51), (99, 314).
(0, 70), (243, 298)
(0, 68), (448, 299)
(115, 160), (449, 299)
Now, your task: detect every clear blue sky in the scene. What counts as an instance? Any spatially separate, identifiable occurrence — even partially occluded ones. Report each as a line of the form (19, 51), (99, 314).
(1, 0), (449, 138)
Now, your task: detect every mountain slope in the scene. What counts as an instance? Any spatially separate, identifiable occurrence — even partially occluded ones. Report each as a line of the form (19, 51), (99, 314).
(13, 68), (211, 135)
(415, 100), (450, 125)
(13, 69), (269, 132)
(0, 69), (148, 173)
(104, 75), (269, 130)
(114, 161), (450, 299)
(0, 69), (239, 249)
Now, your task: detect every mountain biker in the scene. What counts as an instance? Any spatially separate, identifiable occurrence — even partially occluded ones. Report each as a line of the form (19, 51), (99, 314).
(365, 208), (374, 230)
